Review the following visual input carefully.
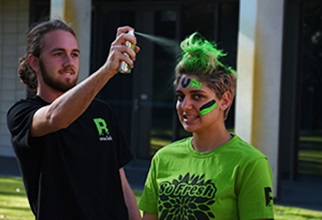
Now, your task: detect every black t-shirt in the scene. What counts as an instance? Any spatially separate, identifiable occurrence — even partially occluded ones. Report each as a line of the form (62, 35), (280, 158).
(7, 96), (133, 220)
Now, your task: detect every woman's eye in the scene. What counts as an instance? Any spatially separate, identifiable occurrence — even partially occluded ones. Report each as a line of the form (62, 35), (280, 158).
(176, 94), (184, 101)
(193, 94), (201, 100)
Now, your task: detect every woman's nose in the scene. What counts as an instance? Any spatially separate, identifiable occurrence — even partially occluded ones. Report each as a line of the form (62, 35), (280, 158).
(180, 98), (193, 110)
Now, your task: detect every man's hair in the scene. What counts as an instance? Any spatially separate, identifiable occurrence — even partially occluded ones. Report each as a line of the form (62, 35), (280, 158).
(18, 19), (76, 92)
(174, 32), (237, 119)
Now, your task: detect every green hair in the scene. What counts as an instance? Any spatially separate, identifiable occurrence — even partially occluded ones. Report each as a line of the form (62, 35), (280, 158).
(179, 32), (226, 72)
(176, 32), (235, 76)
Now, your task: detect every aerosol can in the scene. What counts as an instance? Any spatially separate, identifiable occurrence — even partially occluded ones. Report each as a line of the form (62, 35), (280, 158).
(118, 30), (136, 74)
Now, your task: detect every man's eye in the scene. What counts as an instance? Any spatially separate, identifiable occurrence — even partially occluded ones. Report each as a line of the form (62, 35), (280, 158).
(54, 52), (63, 56)
(71, 53), (79, 57)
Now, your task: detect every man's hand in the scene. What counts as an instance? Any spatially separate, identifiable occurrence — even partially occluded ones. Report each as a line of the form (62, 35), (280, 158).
(100, 26), (140, 76)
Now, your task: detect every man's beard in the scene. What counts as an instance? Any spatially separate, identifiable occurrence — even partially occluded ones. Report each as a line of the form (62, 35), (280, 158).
(39, 59), (78, 93)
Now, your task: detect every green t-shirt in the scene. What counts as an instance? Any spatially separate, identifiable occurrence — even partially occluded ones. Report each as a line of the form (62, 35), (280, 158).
(139, 134), (274, 220)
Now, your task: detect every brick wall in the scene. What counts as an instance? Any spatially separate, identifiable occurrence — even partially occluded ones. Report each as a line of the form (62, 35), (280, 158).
(0, 0), (29, 157)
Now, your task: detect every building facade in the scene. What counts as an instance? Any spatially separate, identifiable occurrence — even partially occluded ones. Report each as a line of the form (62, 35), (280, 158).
(0, 0), (321, 210)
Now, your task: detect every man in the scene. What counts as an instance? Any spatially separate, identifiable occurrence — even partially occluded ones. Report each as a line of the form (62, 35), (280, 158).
(7, 19), (141, 220)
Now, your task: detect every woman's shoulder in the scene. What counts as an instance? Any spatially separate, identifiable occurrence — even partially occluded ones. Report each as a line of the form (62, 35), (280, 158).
(226, 134), (268, 160)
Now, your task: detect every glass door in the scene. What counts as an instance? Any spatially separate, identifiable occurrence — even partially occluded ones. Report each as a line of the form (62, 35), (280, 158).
(91, 2), (180, 162)
(91, 1), (239, 163)
(131, 9), (180, 159)
(297, 0), (322, 181)
(279, 0), (322, 209)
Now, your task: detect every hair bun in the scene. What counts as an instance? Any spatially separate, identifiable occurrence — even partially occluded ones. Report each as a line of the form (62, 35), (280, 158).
(18, 56), (37, 92)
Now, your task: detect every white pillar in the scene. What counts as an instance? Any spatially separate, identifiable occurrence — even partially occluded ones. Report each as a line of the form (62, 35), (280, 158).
(50, 0), (91, 81)
(235, 0), (285, 196)
(50, 0), (64, 18)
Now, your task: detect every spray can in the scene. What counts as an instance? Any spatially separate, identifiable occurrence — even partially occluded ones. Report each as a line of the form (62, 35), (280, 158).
(118, 30), (136, 74)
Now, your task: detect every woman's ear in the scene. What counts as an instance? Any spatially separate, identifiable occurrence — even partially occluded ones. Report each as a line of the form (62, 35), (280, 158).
(27, 54), (40, 73)
(220, 91), (232, 111)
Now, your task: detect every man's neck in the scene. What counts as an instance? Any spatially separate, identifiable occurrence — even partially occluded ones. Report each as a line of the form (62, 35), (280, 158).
(37, 88), (63, 103)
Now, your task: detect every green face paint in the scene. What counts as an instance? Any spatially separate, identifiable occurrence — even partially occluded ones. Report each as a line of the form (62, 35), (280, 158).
(200, 100), (217, 115)
(189, 78), (202, 90)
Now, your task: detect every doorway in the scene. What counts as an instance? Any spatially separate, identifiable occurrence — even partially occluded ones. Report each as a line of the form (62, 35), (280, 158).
(279, 0), (322, 209)
(91, 2), (180, 163)
(91, 0), (239, 185)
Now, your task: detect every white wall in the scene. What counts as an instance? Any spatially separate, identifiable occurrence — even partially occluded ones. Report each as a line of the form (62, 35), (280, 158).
(0, 0), (29, 157)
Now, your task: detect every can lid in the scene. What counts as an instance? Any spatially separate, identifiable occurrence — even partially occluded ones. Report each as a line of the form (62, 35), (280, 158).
(128, 30), (134, 36)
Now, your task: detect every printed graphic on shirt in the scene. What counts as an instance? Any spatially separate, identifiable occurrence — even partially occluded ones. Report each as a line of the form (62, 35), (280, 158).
(158, 173), (217, 219)
(264, 187), (273, 206)
(93, 118), (113, 141)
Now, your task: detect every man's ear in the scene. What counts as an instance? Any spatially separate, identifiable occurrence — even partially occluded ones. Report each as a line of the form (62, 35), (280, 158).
(27, 54), (40, 73)
(220, 91), (232, 111)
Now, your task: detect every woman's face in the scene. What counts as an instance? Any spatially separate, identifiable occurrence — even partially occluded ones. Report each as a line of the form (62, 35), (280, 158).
(175, 74), (226, 133)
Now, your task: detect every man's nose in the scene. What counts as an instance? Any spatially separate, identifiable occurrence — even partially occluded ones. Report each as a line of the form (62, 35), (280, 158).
(63, 55), (74, 66)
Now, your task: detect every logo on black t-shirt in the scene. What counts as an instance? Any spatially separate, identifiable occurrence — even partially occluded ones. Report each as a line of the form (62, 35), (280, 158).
(159, 173), (217, 219)
(93, 118), (113, 141)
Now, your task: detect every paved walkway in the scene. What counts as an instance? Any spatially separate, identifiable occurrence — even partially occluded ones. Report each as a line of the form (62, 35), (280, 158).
(0, 156), (21, 176)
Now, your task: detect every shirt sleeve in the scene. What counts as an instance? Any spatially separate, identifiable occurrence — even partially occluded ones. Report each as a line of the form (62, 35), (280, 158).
(7, 101), (43, 151)
(237, 157), (275, 220)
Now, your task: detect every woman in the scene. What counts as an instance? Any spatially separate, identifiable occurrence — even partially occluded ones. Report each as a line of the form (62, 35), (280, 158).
(138, 33), (274, 220)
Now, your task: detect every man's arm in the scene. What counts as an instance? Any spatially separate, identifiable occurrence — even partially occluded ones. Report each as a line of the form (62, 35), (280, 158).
(119, 168), (142, 220)
(142, 212), (158, 220)
(30, 26), (139, 137)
